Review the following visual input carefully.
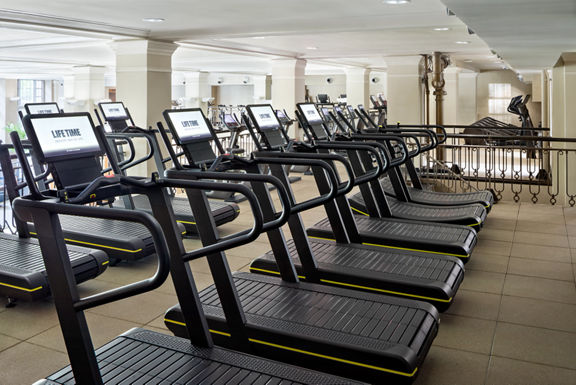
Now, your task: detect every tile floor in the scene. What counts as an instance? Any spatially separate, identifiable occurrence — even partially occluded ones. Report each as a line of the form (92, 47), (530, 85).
(1, 175), (576, 384)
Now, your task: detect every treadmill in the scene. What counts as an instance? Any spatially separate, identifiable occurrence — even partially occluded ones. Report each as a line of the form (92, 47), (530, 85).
(159, 107), (464, 311)
(20, 104), (185, 262)
(157, 108), (440, 384)
(354, 105), (494, 210)
(96, 101), (240, 234)
(259, 104), (478, 262)
(0, 142), (107, 304)
(299, 103), (487, 231)
(11, 129), (359, 385)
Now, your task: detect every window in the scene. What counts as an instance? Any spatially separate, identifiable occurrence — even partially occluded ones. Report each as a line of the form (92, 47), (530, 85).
(488, 83), (512, 124)
(17, 80), (45, 107)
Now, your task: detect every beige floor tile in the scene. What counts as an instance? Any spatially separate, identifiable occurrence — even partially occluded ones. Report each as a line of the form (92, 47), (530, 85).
(474, 240), (512, 256)
(487, 356), (576, 385)
(465, 252), (509, 274)
(147, 314), (170, 330)
(460, 270), (505, 294)
(87, 290), (177, 324)
(0, 342), (69, 385)
(28, 312), (136, 353)
(226, 240), (272, 259)
(446, 289), (501, 320)
(498, 295), (576, 333)
(515, 220), (567, 235)
(572, 249), (576, 263)
(513, 231), (569, 248)
(508, 257), (574, 281)
(482, 217), (517, 231)
(192, 271), (215, 291)
(0, 333), (20, 352)
(569, 237), (576, 248)
(479, 228), (515, 242)
(492, 323), (576, 369)
(434, 314), (496, 354)
(413, 346), (489, 385)
(96, 260), (160, 286)
(0, 300), (59, 340)
(510, 243), (572, 263)
(517, 212), (566, 225)
(567, 225), (576, 236)
(503, 274), (576, 304)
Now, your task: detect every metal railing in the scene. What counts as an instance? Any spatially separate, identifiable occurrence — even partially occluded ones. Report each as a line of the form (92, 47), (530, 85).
(418, 132), (576, 206)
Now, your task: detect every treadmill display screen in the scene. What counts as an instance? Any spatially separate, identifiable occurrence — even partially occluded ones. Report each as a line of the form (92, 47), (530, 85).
(250, 106), (280, 131)
(165, 109), (212, 144)
(99, 102), (129, 121)
(275, 110), (286, 119)
(300, 103), (323, 124)
(223, 113), (240, 128)
(29, 114), (102, 161)
(25, 103), (60, 115)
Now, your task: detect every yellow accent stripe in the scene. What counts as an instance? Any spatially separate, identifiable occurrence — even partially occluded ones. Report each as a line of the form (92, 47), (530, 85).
(30, 232), (143, 254)
(319, 279), (451, 303)
(163, 319), (417, 378)
(351, 207), (370, 216)
(308, 236), (469, 258)
(250, 267), (306, 280)
(0, 282), (43, 292)
(102, 261), (110, 265)
(177, 220), (197, 225)
(248, 338), (418, 377)
(250, 268), (450, 303)
(466, 222), (481, 227)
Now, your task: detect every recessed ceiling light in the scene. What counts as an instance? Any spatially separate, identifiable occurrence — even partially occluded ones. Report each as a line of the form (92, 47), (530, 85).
(306, 46), (318, 50)
(455, 41), (470, 45)
(463, 59), (473, 63)
(384, 0), (410, 4)
(433, 27), (450, 31)
(252, 36), (266, 40)
(142, 18), (165, 23)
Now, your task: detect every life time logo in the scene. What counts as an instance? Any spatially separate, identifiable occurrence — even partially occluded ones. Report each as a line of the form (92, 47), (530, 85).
(181, 120), (199, 128)
(259, 113), (272, 119)
(51, 128), (82, 138)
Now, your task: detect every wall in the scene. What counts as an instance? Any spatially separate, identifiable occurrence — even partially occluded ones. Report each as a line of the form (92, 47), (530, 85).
(218, 85), (255, 105)
(368, 71), (387, 100)
(476, 70), (542, 126)
(305, 74), (346, 102)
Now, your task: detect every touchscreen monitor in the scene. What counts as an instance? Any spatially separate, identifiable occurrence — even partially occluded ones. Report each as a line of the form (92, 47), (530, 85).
(164, 109), (213, 144)
(248, 105), (280, 131)
(25, 103), (60, 115)
(99, 102), (129, 121)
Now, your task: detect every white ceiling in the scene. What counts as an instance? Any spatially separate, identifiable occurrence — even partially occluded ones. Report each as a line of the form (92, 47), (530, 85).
(0, 0), (570, 79)
(443, 0), (576, 70)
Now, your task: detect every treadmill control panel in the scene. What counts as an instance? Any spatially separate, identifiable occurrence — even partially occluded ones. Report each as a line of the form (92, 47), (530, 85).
(99, 102), (129, 121)
(165, 109), (213, 145)
(24, 103), (60, 115)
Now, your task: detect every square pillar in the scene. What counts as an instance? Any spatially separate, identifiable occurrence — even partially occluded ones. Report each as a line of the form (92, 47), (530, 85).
(70, 65), (106, 115)
(385, 56), (424, 125)
(184, 71), (211, 110)
(345, 68), (370, 108)
(457, 72), (478, 124)
(271, 58), (306, 138)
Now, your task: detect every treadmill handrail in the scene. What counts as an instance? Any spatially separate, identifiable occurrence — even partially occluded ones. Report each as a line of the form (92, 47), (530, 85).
(397, 124), (447, 145)
(348, 134), (411, 168)
(251, 151), (343, 213)
(105, 132), (155, 172)
(352, 132), (421, 159)
(101, 135), (137, 173)
(313, 141), (388, 185)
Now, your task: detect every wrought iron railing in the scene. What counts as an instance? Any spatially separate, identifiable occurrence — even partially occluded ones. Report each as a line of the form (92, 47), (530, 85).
(418, 133), (576, 206)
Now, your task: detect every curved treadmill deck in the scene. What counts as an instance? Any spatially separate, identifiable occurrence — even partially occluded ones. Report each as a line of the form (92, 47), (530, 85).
(126, 195), (240, 235)
(348, 193), (487, 230)
(0, 233), (108, 301)
(28, 215), (185, 261)
(37, 328), (361, 385)
(380, 177), (494, 210)
(250, 238), (464, 311)
(307, 217), (477, 263)
(165, 273), (439, 384)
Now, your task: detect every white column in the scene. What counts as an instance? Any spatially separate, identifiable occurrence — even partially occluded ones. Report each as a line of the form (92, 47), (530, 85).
(111, 39), (177, 175)
(184, 71), (211, 110)
(385, 56), (424, 125)
(457, 72), (478, 124)
(253, 75), (267, 103)
(69, 65), (106, 115)
(345, 67), (370, 108)
(551, 53), (576, 206)
(442, 67), (461, 125)
(111, 39), (177, 129)
(271, 58), (306, 138)
(2, 80), (19, 142)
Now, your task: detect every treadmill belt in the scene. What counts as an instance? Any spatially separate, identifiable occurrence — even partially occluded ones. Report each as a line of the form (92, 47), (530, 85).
(380, 177), (494, 208)
(0, 233), (108, 301)
(126, 195), (240, 234)
(250, 238), (463, 310)
(307, 216), (477, 260)
(42, 328), (359, 384)
(166, 273), (439, 383)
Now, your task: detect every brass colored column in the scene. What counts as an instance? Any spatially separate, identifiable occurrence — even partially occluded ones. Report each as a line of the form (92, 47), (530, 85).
(431, 52), (450, 160)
